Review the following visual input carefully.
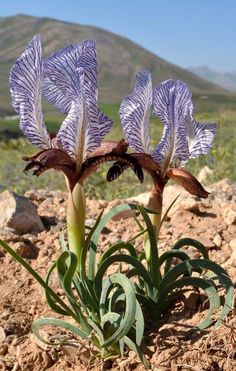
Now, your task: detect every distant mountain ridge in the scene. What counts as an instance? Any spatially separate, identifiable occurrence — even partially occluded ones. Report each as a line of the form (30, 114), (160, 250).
(0, 14), (227, 115)
(188, 66), (236, 92)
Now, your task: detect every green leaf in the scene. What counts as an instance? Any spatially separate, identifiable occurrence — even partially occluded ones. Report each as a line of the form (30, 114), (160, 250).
(159, 276), (221, 329)
(159, 258), (234, 326)
(94, 254), (153, 299)
(32, 317), (89, 346)
(100, 273), (137, 348)
(45, 262), (69, 316)
(57, 251), (91, 332)
(124, 336), (150, 370)
(164, 238), (209, 274)
(98, 241), (138, 266)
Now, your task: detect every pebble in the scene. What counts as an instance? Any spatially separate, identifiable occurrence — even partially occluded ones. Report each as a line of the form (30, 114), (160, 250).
(15, 242), (36, 259)
(213, 233), (222, 247)
(0, 343), (8, 356)
(0, 326), (6, 342)
(229, 239), (236, 249)
(222, 207), (236, 226)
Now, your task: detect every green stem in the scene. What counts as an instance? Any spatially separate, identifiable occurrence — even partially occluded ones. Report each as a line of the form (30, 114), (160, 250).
(67, 182), (86, 271)
(144, 184), (163, 261)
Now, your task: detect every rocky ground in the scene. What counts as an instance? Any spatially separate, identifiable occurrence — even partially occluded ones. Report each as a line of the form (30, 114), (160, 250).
(0, 178), (235, 371)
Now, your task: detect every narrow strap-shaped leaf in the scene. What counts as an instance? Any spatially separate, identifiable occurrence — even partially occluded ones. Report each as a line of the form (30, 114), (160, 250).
(45, 262), (69, 316)
(134, 299), (145, 346)
(0, 239), (76, 320)
(89, 204), (138, 280)
(172, 238), (209, 259)
(57, 251), (91, 331)
(164, 237), (209, 273)
(124, 336), (150, 370)
(159, 250), (190, 276)
(159, 258), (234, 324)
(94, 254), (153, 299)
(98, 241), (137, 266)
(100, 273), (137, 348)
(159, 276), (221, 329)
(32, 317), (89, 347)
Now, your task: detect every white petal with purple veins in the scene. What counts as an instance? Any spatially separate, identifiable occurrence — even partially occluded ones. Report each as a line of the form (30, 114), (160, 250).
(119, 70), (152, 154)
(43, 43), (79, 113)
(98, 109), (113, 138)
(187, 118), (216, 159)
(9, 35), (50, 149)
(57, 67), (101, 166)
(152, 80), (192, 172)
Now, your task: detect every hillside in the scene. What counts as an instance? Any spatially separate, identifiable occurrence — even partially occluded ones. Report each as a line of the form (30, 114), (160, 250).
(0, 14), (228, 116)
(189, 65), (236, 92)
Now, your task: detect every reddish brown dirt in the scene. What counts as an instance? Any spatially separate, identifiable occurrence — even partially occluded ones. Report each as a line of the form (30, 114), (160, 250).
(0, 180), (235, 370)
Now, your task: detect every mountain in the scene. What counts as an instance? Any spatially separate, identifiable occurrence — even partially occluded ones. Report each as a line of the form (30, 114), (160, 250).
(188, 66), (236, 92)
(0, 14), (228, 115)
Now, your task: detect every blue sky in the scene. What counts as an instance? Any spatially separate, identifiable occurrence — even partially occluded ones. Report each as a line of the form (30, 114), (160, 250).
(1, 0), (235, 72)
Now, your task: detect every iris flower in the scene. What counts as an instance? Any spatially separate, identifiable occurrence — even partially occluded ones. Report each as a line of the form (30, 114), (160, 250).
(117, 71), (216, 243)
(9, 35), (118, 266)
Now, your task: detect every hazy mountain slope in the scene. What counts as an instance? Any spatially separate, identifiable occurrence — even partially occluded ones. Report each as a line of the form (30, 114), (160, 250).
(0, 14), (227, 115)
(189, 66), (236, 92)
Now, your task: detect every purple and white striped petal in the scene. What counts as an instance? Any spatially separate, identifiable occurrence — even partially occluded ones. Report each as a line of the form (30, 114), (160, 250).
(57, 67), (101, 166)
(44, 40), (110, 162)
(98, 109), (113, 138)
(9, 35), (50, 149)
(187, 118), (216, 159)
(119, 71), (152, 154)
(152, 80), (192, 172)
(43, 40), (98, 115)
(42, 43), (78, 114)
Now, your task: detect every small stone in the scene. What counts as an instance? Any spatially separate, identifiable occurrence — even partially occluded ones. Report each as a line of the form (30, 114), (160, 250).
(229, 239), (236, 249)
(213, 234), (222, 247)
(184, 291), (200, 310)
(0, 326), (6, 342)
(222, 207), (236, 226)
(85, 218), (96, 228)
(0, 343), (8, 356)
(15, 242), (36, 259)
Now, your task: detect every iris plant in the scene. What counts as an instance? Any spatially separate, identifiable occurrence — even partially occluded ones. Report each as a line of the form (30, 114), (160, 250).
(118, 71), (216, 243)
(9, 35), (117, 267)
(1, 36), (233, 367)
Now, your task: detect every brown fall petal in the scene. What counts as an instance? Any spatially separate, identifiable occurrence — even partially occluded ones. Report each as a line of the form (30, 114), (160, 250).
(88, 139), (129, 157)
(23, 148), (76, 189)
(166, 168), (209, 198)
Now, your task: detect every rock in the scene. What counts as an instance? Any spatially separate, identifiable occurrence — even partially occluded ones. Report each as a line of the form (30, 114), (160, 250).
(222, 207), (236, 226)
(0, 326), (6, 342)
(213, 234), (222, 247)
(184, 291), (200, 310)
(0, 190), (44, 234)
(14, 242), (36, 259)
(229, 239), (236, 249)
(0, 343), (8, 356)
